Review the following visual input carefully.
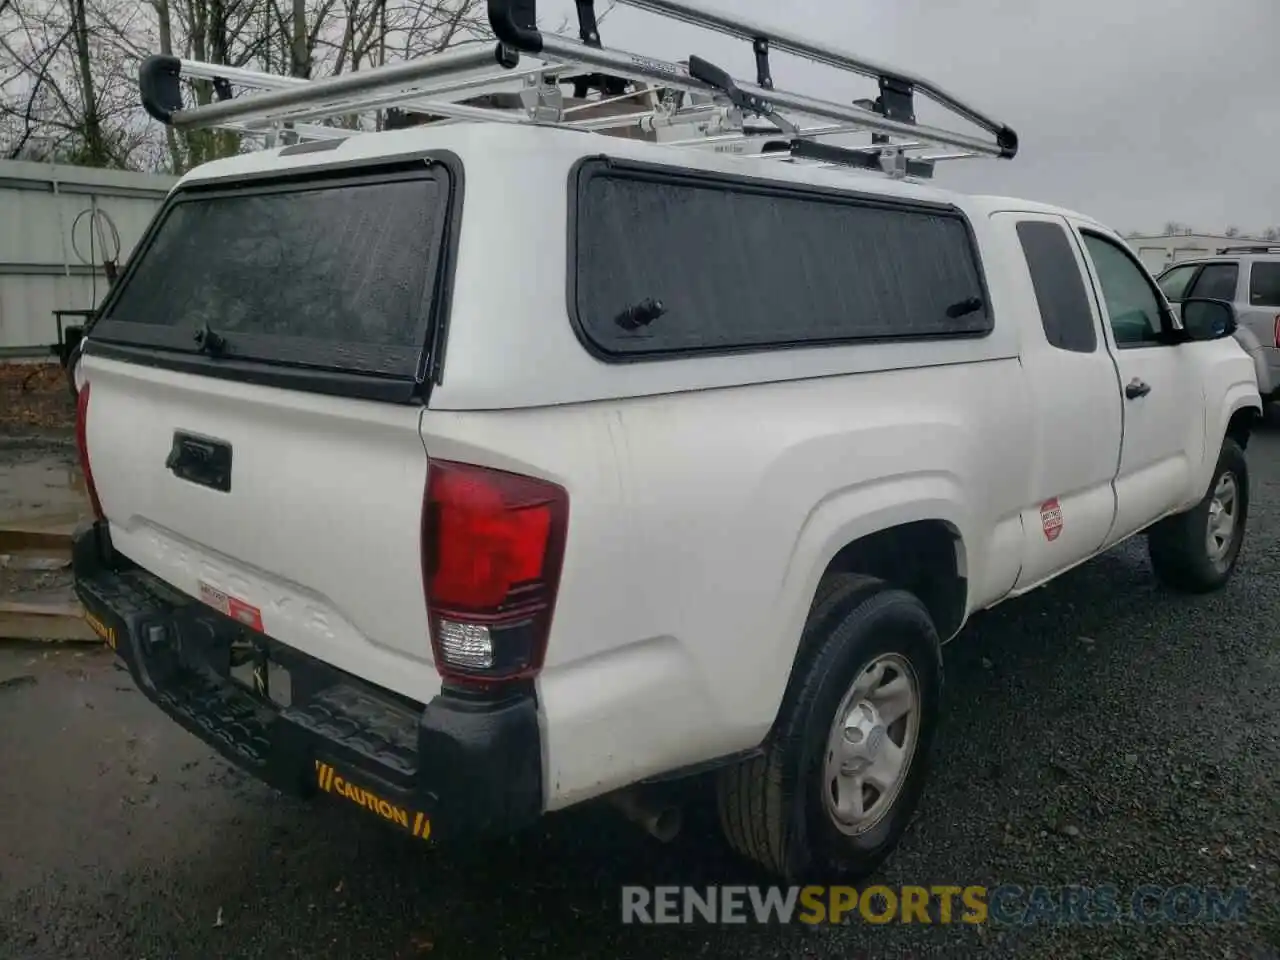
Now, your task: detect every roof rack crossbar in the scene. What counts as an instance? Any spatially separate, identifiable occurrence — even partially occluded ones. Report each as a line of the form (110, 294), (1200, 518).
(223, 120), (355, 142)
(232, 70), (552, 129)
(179, 58), (735, 139)
(494, 30), (1010, 157)
(489, 0), (1015, 158)
(679, 52), (1004, 157)
(176, 58), (586, 136)
(141, 45), (508, 127)
(612, 0), (1016, 155)
(176, 57), (555, 129)
(135, 0), (1019, 182)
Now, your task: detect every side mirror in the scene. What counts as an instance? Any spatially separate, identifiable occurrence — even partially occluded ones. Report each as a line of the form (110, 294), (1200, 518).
(1180, 297), (1237, 341)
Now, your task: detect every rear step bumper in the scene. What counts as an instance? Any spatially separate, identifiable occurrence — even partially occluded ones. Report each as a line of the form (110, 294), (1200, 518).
(71, 519), (543, 841)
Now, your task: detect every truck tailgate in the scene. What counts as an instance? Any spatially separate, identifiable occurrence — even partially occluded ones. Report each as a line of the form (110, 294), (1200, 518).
(82, 356), (439, 703)
(72, 158), (461, 705)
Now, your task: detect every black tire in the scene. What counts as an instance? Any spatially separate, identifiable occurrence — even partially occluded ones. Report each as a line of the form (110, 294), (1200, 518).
(1147, 438), (1248, 593)
(716, 574), (943, 883)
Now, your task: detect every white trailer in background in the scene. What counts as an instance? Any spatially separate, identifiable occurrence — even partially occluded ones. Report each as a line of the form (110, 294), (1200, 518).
(1128, 233), (1262, 275)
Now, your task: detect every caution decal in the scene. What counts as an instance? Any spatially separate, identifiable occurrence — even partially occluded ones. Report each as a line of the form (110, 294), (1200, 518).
(85, 611), (117, 649)
(314, 760), (431, 840)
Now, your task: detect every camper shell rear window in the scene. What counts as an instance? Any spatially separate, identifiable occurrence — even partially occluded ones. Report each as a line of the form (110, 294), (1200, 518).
(568, 158), (992, 361)
(89, 155), (461, 398)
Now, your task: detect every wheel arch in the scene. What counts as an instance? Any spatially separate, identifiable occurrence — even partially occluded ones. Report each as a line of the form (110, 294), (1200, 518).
(765, 494), (971, 739)
(1225, 401), (1261, 451)
(820, 519), (968, 642)
(1195, 388), (1262, 499)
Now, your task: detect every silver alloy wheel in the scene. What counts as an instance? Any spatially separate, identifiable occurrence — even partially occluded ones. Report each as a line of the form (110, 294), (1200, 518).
(1205, 470), (1239, 568)
(822, 653), (921, 837)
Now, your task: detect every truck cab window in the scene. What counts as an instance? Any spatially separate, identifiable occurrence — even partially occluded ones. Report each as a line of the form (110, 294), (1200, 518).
(1083, 233), (1167, 347)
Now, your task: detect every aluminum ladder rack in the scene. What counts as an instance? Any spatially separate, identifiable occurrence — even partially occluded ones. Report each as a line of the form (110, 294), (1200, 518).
(137, 0), (1019, 181)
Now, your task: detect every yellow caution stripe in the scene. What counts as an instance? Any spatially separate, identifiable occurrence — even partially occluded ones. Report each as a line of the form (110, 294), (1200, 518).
(313, 760), (431, 840)
(84, 611), (117, 649)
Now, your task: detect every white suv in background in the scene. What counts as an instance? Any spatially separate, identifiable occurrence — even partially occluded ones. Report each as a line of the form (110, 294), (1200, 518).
(1157, 247), (1280, 401)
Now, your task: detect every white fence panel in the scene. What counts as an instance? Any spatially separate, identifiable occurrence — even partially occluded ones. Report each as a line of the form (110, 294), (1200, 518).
(0, 161), (177, 354)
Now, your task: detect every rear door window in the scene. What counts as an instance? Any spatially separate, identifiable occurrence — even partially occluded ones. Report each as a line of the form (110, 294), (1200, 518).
(91, 162), (456, 380)
(570, 159), (991, 360)
(1250, 262), (1280, 307)
(1186, 262), (1239, 301)
(1015, 220), (1097, 353)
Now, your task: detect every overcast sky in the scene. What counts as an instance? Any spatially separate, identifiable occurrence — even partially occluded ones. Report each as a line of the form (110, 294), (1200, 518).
(543, 0), (1279, 234)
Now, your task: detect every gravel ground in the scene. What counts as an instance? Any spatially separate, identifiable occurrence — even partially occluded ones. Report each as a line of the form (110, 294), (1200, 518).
(1, 427), (1279, 960)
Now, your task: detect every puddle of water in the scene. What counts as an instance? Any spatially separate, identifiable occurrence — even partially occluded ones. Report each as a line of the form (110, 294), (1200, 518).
(0, 458), (91, 531)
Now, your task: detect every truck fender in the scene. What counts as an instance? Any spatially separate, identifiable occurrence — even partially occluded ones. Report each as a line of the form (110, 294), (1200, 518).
(1198, 385), (1264, 495)
(751, 473), (971, 731)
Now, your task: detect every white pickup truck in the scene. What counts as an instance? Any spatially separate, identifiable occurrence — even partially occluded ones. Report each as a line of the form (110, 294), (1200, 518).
(72, 0), (1261, 884)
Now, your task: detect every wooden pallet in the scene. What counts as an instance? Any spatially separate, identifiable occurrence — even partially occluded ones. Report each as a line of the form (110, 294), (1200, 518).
(0, 599), (98, 642)
(0, 521), (96, 643)
(0, 524), (74, 561)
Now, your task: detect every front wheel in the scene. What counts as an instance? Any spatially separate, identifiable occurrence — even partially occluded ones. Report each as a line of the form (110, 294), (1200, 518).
(716, 575), (943, 883)
(1147, 438), (1248, 593)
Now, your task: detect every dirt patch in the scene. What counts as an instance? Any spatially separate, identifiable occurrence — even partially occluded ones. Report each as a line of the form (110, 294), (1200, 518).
(0, 362), (76, 439)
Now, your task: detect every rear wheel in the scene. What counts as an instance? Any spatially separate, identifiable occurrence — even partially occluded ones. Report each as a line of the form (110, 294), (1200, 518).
(1147, 438), (1248, 593)
(716, 575), (942, 883)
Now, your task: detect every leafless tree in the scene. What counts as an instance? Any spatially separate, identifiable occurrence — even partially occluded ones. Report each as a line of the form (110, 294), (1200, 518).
(2, 0), (487, 171)
(2, 0), (149, 164)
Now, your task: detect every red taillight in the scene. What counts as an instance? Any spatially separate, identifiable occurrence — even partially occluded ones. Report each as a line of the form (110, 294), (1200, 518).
(422, 460), (568, 685)
(75, 382), (104, 521)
